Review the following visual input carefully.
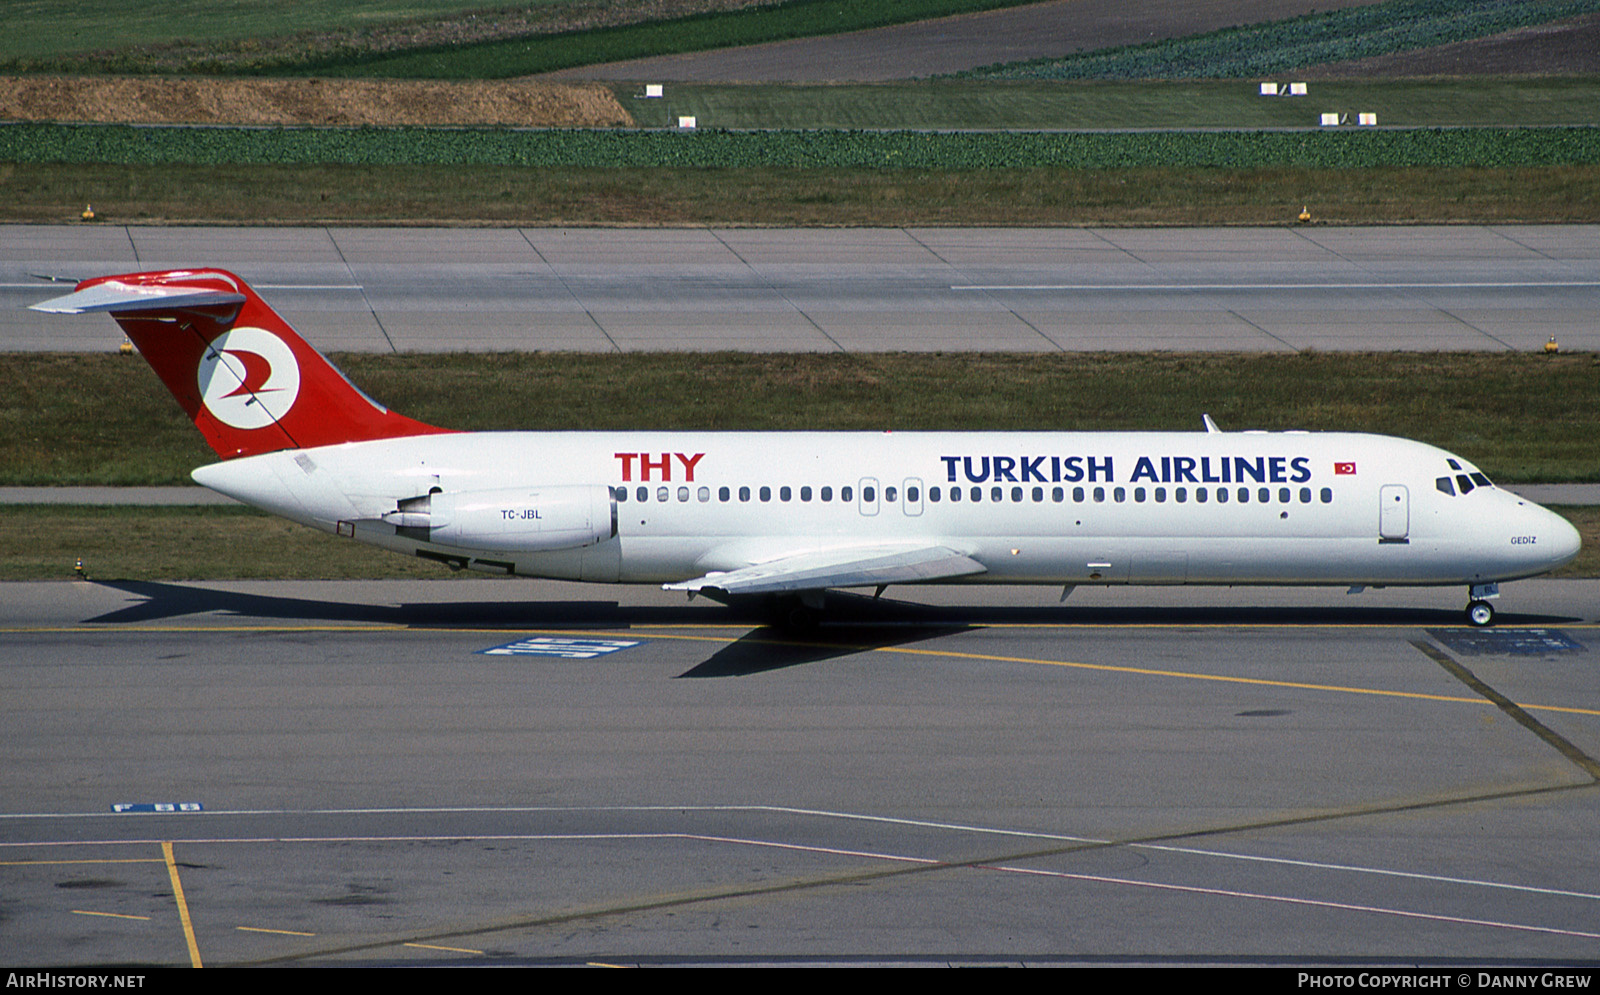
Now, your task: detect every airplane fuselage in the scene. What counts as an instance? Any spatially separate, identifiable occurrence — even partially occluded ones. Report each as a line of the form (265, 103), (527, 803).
(32, 269), (1581, 625)
(192, 429), (1580, 590)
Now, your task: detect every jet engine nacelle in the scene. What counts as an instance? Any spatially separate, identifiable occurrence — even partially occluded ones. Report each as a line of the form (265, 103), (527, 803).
(383, 484), (616, 553)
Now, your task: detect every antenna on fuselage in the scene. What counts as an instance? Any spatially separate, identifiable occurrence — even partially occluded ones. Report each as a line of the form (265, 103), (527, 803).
(1202, 413), (1221, 434)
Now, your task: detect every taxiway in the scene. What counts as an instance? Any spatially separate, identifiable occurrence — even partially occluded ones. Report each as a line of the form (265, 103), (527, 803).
(5, 224), (1598, 353)
(3, 578), (1598, 965)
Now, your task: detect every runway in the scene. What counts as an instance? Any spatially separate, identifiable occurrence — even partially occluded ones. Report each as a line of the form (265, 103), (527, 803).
(4, 578), (1599, 965)
(5, 224), (1599, 353)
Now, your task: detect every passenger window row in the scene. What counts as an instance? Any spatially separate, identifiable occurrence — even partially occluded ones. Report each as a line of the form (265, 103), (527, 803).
(612, 483), (1337, 506)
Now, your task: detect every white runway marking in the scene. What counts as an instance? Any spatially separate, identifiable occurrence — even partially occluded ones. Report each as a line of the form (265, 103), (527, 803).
(7, 802), (1599, 905)
(8, 823), (1594, 943)
(952, 281), (1600, 291)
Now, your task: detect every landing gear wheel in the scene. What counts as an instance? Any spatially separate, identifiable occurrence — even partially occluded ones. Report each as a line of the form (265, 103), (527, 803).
(1467, 600), (1495, 628)
(783, 604), (819, 631)
(768, 593), (823, 632)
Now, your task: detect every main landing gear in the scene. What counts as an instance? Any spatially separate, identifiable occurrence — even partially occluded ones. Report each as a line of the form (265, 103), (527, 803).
(1465, 582), (1500, 627)
(770, 591), (826, 631)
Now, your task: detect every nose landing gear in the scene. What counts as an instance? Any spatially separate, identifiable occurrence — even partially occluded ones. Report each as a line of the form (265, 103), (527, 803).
(1465, 582), (1500, 627)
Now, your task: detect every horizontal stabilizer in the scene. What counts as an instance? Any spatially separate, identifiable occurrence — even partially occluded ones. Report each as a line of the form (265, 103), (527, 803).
(665, 544), (986, 596)
(30, 281), (246, 315)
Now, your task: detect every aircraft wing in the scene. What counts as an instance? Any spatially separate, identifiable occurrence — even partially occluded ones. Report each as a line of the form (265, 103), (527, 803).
(664, 544), (987, 596)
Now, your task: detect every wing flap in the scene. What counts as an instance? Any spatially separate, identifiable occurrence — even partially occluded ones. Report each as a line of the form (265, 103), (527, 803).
(664, 545), (986, 596)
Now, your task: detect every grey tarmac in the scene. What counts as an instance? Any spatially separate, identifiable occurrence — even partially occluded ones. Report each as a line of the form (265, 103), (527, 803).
(5, 224), (1599, 354)
(2, 577), (1599, 965)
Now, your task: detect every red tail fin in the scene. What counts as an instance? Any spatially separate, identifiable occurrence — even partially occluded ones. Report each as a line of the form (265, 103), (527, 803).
(32, 269), (450, 459)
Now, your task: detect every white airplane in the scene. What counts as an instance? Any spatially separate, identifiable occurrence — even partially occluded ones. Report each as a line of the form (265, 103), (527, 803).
(34, 268), (1580, 628)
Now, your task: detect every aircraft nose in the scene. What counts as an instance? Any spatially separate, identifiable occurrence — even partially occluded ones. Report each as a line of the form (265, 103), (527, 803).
(1513, 500), (1582, 574)
(1543, 506), (1582, 569)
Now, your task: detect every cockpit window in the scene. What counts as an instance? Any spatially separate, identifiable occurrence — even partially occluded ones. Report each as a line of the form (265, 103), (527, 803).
(1436, 476), (1455, 496)
(1470, 472), (1491, 488)
(1447, 458), (1462, 470)
(1456, 474), (1475, 495)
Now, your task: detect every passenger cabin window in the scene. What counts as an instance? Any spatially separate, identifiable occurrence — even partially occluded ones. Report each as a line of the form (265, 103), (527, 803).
(739, 486), (751, 502)
(801, 486), (812, 502)
(821, 486), (833, 502)
(863, 486), (876, 502)
(719, 486), (730, 502)
(615, 487), (627, 502)
(760, 486), (772, 502)
(842, 486), (854, 502)
(780, 486), (791, 502)
(657, 486), (669, 502)
(638, 486), (649, 502)
(885, 486), (898, 502)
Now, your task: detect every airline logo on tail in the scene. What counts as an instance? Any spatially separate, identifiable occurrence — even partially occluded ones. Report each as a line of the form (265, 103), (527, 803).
(30, 267), (453, 458)
(197, 327), (301, 430)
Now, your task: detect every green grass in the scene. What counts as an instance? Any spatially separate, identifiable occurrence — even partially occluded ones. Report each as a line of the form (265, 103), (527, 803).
(280, 0), (1042, 78)
(6, 162), (1599, 227)
(4, 0), (1042, 76)
(624, 79), (1600, 130)
(0, 505), (459, 580)
(0, 0), (521, 62)
(9, 123), (1600, 170)
(3, 353), (1596, 487)
(962, 0), (1600, 80)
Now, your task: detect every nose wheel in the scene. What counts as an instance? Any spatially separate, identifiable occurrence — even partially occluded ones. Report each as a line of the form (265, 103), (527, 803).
(1465, 583), (1500, 627)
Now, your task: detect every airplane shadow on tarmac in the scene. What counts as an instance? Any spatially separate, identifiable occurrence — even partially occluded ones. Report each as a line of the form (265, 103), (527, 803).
(83, 580), (1583, 677)
(84, 579), (1583, 629)
(83, 579), (972, 677)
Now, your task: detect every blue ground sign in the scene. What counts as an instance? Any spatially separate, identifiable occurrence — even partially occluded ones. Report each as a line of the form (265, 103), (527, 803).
(111, 803), (204, 813)
(1427, 628), (1587, 656)
(478, 637), (643, 659)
